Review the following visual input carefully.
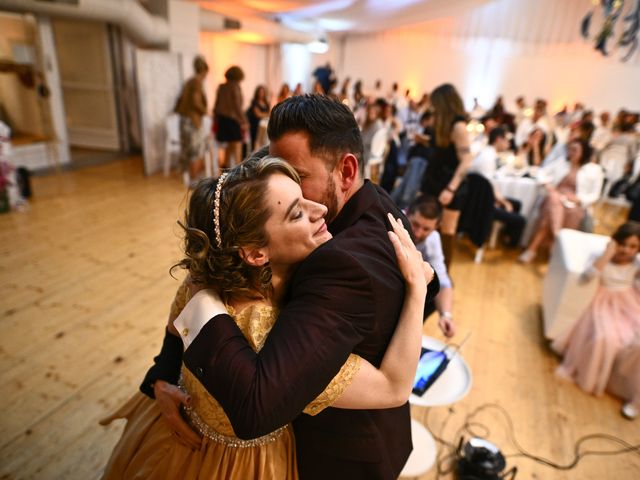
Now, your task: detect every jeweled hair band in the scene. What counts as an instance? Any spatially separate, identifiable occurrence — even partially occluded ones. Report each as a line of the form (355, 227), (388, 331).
(213, 172), (229, 249)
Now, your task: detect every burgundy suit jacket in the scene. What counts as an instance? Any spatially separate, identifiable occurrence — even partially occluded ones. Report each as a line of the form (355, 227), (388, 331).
(184, 181), (440, 479)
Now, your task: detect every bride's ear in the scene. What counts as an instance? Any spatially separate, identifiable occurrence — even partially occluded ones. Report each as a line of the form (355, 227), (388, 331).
(239, 246), (269, 267)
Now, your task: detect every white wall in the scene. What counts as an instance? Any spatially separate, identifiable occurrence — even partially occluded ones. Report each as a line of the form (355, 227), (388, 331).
(198, 32), (268, 111)
(168, 0), (199, 80)
(193, 0), (640, 116)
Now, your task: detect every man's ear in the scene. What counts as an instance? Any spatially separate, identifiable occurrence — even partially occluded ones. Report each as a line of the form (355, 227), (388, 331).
(336, 153), (359, 192)
(239, 246), (269, 267)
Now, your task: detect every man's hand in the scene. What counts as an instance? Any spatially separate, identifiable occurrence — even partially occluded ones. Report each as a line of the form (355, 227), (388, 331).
(153, 380), (201, 449)
(438, 314), (456, 338)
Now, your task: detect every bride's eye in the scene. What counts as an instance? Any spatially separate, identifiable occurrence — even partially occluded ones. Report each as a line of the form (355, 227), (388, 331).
(291, 210), (303, 221)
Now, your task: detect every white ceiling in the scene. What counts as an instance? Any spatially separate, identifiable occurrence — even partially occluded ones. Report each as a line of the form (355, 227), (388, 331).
(195, 0), (496, 34)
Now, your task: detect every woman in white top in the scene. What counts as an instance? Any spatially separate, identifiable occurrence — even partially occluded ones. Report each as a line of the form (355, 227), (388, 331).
(519, 139), (604, 263)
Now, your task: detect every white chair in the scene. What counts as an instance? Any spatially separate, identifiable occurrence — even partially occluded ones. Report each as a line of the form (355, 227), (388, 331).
(542, 229), (609, 340)
(164, 114), (181, 177)
(364, 128), (388, 182)
(399, 419), (437, 479)
(600, 143), (630, 187)
(201, 115), (220, 178)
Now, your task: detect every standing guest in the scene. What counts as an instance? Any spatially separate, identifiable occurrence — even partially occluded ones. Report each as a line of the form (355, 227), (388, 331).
(277, 83), (291, 104)
(174, 55), (209, 181)
(470, 127), (526, 248)
(312, 63), (334, 94)
(213, 65), (247, 169)
(553, 222), (640, 420)
(246, 85), (270, 153)
(420, 83), (473, 268)
(293, 83), (304, 96)
(408, 196), (456, 337)
(519, 139), (604, 263)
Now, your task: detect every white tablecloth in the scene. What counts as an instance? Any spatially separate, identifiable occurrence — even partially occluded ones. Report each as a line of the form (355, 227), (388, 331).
(493, 176), (541, 219)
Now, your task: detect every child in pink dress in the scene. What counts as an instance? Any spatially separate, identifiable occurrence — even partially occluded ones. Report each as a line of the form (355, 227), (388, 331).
(553, 222), (640, 419)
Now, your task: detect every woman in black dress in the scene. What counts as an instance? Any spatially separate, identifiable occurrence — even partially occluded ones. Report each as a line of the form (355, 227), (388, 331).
(246, 85), (270, 152)
(420, 83), (473, 266)
(213, 66), (247, 168)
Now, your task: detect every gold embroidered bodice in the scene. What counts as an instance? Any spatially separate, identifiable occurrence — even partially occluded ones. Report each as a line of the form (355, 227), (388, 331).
(171, 281), (361, 438)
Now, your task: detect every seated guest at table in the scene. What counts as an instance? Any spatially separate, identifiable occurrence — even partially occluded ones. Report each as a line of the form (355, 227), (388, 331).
(514, 96), (528, 127)
(591, 111), (612, 153)
(407, 196), (456, 338)
(543, 121), (595, 168)
(552, 222), (640, 420)
(277, 83), (291, 104)
(519, 139), (604, 263)
(515, 99), (550, 149)
(518, 127), (547, 167)
(470, 127), (526, 248)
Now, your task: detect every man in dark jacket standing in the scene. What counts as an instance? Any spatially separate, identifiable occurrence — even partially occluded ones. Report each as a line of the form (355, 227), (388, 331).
(144, 95), (439, 479)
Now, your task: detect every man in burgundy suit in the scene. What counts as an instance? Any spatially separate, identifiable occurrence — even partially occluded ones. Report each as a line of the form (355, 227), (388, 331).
(142, 95), (439, 479)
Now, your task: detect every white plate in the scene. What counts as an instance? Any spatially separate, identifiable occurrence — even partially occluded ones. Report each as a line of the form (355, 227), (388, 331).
(409, 336), (472, 407)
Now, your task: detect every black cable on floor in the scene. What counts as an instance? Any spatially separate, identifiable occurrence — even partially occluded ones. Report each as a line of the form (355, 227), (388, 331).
(424, 402), (640, 477)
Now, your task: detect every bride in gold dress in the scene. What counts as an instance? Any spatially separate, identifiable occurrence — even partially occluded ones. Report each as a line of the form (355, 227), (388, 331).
(100, 156), (431, 479)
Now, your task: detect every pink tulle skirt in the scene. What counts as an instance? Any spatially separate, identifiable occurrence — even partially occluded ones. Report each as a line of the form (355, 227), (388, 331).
(553, 286), (640, 405)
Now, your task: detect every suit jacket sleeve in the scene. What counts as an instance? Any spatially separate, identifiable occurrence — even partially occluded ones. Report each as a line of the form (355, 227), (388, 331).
(183, 247), (376, 439)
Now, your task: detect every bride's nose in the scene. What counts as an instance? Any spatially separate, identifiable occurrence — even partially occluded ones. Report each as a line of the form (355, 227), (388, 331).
(309, 201), (327, 221)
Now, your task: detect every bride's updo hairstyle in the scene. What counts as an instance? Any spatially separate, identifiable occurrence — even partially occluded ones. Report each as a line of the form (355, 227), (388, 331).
(174, 155), (300, 302)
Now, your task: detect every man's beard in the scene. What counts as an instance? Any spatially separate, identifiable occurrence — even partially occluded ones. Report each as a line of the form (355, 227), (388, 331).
(323, 174), (340, 225)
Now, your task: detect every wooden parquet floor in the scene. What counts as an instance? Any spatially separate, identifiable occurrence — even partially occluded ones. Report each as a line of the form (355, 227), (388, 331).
(0, 157), (638, 479)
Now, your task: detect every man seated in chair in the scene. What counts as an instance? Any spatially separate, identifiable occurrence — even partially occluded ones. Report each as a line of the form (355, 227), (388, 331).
(470, 127), (526, 248)
(408, 196), (456, 337)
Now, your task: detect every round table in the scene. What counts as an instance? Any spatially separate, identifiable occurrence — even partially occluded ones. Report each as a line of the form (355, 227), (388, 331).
(493, 175), (541, 219)
(400, 336), (472, 478)
(399, 419), (437, 478)
(410, 336), (473, 407)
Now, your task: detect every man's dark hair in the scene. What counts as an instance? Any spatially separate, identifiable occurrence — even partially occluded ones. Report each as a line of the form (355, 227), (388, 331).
(267, 94), (364, 175)
(408, 195), (442, 221)
(578, 121), (595, 141)
(420, 110), (433, 123)
(489, 126), (507, 146)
